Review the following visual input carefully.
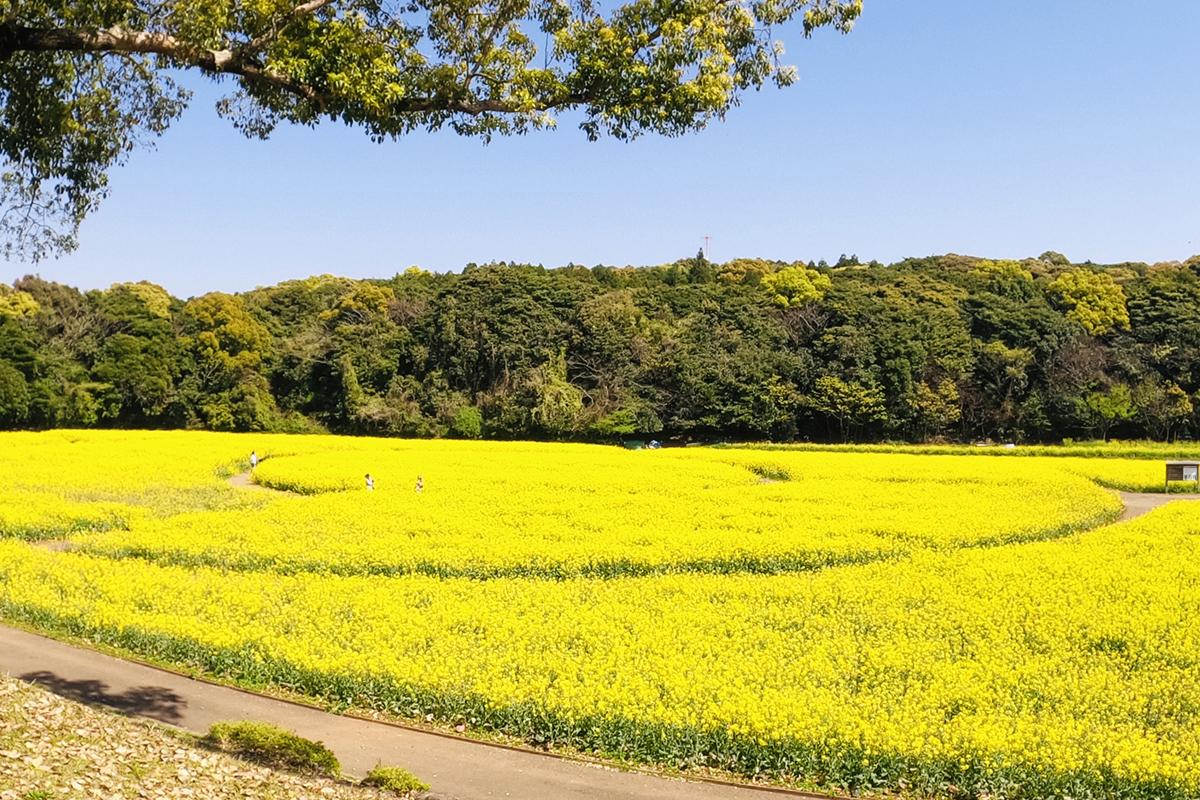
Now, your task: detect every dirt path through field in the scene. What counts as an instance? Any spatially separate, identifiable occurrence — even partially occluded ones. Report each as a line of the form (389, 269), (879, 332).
(28, 539), (74, 552)
(0, 624), (821, 800)
(24, 471), (282, 554)
(1117, 491), (1200, 522)
(227, 470), (282, 492)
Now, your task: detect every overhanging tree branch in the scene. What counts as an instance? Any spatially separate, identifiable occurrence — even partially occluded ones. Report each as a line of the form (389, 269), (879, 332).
(0, 22), (582, 116)
(0, 24), (323, 105)
(0, 0), (862, 260)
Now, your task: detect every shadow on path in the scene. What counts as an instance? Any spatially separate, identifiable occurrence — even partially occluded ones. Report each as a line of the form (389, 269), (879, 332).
(20, 669), (186, 724)
(1, 625), (795, 799)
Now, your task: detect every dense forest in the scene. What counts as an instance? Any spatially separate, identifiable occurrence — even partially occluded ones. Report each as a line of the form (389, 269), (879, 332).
(2, 251), (1199, 443)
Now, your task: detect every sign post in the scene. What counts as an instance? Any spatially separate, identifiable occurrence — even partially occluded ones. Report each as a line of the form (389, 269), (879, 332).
(1165, 461), (1200, 492)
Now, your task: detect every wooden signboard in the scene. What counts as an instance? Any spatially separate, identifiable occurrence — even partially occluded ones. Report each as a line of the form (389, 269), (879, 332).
(1165, 461), (1200, 491)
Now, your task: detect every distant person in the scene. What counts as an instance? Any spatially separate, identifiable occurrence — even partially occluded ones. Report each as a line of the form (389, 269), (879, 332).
(365, 473), (375, 491)
(250, 450), (258, 469)
(415, 475), (424, 493)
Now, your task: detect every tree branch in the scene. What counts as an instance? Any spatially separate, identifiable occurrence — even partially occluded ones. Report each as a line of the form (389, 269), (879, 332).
(0, 24), (323, 106)
(0, 22), (583, 118)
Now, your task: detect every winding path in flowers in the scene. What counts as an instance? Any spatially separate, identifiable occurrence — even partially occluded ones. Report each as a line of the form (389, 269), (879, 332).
(27, 471), (286, 555)
(1117, 491), (1200, 522)
(0, 625), (820, 800)
(227, 469), (291, 493)
(223, 472), (1200, 529)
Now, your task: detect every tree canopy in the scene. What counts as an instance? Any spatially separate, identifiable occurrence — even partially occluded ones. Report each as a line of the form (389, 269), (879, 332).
(6, 251), (1200, 444)
(0, 0), (861, 258)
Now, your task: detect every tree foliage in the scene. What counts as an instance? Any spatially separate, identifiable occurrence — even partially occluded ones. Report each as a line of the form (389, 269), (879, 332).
(0, 0), (861, 258)
(0, 285), (39, 319)
(1048, 269), (1130, 336)
(807, 374), (884, 441)
(1078, 383), (1135, 441)
(4, 253), (1200, 443)
(0, 359), (30, 423)
(761, 264), (830, 307)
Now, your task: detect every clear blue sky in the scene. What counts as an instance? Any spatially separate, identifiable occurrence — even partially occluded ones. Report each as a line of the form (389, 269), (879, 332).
(7, 0), (1199, 298)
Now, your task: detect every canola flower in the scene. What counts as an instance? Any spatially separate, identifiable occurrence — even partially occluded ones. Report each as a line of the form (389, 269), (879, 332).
(0, 490), (127, 540)
(731, 439), (1200, 461)
(0, 429), (283, 525)
(76, 446), (1120, 578)
(0, 429), (1197, 798)
(3, 509), (1200, 797)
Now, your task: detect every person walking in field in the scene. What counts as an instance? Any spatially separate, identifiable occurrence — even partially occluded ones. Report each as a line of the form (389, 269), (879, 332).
(415, 475), (424, 493)
(365, 473), (375, 491)
(250, 450), (258, 470)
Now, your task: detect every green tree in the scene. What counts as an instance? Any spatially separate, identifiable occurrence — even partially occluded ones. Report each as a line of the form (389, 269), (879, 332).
(180, 292), (276, 428)
(1079, 384), (1135, 441)
(571, 289), (656, 426)
(88, 281), (181, 422)
(970, 259), (1036, 302)
(1125, 264), (1200, 388)
(9, 252), (1200, 444)
(530, 350), (584, 437)
(970, 341), (1035, 440)
(910, 379), (961, 441)
(197, 375), (279, 431)
(0, 360), (30, 423)
(761, 265), (831, 307)
(428, 264), (579, 396)
(0, 0), (861, 258)
(587, 402), (663, 439)
(0, 286), (39, 319)
(716, 258), (776, 286)
(91, 333), (177, 419)
(807, 375), (885, 442)
(1047, 269), (1130, 335)
(1038, 250), (1071, 266)
(449, 405), (484, 439)
(1132, 380), (1193, 442)
(646, 292), (804, 437)
(183, 293), (272, 384)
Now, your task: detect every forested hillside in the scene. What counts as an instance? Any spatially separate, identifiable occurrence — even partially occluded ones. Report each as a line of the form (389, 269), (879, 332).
(2, 251), (1199, 443)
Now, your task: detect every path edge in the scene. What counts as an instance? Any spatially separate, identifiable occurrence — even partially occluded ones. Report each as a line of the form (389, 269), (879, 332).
(0, 619), (843, 800)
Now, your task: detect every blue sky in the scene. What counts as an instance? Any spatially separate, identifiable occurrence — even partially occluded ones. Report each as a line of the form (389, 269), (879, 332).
(7, 0), (1199, 297)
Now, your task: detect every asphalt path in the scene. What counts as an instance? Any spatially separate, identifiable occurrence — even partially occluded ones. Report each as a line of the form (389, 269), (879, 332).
(0, 625), (824, 800)
(1117, 490), (1200, 521)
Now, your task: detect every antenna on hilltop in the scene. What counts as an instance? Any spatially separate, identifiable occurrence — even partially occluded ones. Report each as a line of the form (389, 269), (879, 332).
(703, 235), (711, 259)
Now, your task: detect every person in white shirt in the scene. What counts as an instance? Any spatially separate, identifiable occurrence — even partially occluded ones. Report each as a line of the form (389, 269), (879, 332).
(365, 473), (375, 491)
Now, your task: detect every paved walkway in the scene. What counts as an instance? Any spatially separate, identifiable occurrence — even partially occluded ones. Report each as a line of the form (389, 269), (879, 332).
(1116, 491), (1200, 521)
(0, 625), (821, 800)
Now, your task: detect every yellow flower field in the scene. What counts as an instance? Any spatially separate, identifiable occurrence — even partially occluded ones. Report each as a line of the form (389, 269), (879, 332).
(1, 430), (1198, 798)
(72, 447), (1120, 578)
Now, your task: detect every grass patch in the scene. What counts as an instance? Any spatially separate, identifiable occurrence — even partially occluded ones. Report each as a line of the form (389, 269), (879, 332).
(743, 462), (792, 481)
(203, 721), (340, 778)
(362, 765), (429, 795)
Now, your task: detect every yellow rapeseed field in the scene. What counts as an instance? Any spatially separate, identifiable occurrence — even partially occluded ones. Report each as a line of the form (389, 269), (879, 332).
(0, 430), (1197, 798)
